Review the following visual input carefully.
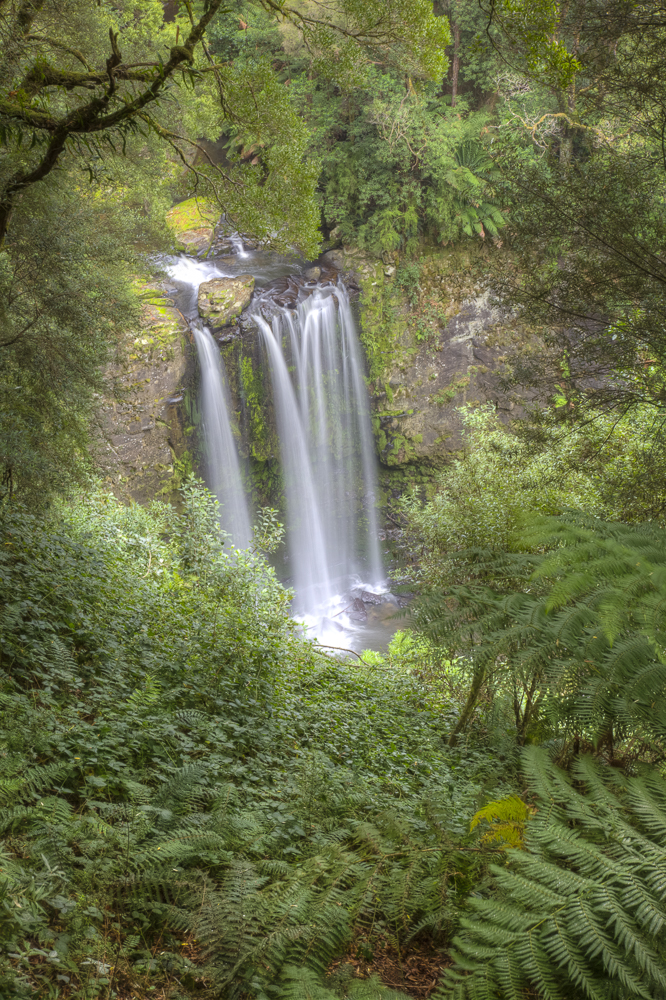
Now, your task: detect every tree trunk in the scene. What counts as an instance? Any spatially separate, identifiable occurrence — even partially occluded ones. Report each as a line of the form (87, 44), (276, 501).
(450, 22), (461, 107)
(558, 80), (577, 166)
(448, 663), (485, 746)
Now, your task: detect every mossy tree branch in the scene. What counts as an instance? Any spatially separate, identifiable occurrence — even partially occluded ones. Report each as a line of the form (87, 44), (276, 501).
(26, 34), (92, 70)
(18, 60), (156, 96)
(0, 0), (228, 247)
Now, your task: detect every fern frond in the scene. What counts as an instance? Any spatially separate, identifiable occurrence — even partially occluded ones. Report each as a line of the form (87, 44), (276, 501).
(437, 748), (666, 1000)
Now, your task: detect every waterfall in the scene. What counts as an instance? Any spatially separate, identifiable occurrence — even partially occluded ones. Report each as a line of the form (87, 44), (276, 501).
(165, 250), (385, 639)
(166, 255), (252, 548)
(254, 285), (383, 620)
(193, 325), (252, 548)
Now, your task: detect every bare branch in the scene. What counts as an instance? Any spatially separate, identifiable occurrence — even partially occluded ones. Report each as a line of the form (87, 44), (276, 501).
(105, 29), (122, 98)
(138, 113), (242, 199)
(0, 312), (43, 348)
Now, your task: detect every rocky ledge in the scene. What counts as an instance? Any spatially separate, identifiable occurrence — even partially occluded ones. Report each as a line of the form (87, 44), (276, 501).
(166, 197), (217, 254)
(198, 275), (255, 326)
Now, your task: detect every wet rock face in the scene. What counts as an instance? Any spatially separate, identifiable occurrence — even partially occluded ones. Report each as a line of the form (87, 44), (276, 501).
(321, 249), (345, 271)
(95, 283), (190, 503)
(198, 275), (255, 326)
(175, 227), (214, 254)
(344, 589), (407, 625)
(336, 244), (537, 467)
(250, 269), (340, 312)
(375, 288), (518, 465)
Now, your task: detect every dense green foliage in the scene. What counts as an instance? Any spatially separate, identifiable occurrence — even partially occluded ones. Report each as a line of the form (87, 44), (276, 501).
(6, 467), (666, 998)
(483, 0), (666, 411)
(207, 1), (505, 255)
(413, 511), (666, 748)
(0, 482), (508, 998)
(0, 181), (151, 502)
(301, 82), (503, 254)
(398, 404), (666, 585)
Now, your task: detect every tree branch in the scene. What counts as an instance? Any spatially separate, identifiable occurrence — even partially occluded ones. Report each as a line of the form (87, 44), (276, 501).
(26, 34), (92, 70)
(258, 0), (410, 44)
(140, 115), (241, 190)
(104, 29), (122, 98)
(0, 312), (43, 348)
(0, 0), (228, 246)
(0, 124), (69, 242)
(18, 61), (156, 97)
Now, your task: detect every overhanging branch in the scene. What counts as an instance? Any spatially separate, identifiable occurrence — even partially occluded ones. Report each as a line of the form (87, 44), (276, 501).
(0, 0), (228, 246)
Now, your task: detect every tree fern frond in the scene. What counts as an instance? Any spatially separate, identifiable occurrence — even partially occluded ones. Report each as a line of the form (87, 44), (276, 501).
(438, 749), (666, 1000)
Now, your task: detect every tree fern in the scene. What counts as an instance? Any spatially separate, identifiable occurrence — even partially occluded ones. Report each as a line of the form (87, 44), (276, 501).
(470, 796), (535, 850)
(437, 747), (666, 1000)
(414, 513), (666, 748)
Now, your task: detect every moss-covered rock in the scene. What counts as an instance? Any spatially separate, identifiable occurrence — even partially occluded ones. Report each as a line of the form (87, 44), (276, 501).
(166, 197), (218, 253)
(355, 245), (535, 467)
(94, 280), (191, 503)
(198, 275), (255, 326)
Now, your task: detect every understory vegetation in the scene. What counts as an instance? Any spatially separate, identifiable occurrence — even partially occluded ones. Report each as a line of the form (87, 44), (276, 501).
(5, 448), (666, 999)
(392, 403), (666, 998)
(1, 482), (509, 998)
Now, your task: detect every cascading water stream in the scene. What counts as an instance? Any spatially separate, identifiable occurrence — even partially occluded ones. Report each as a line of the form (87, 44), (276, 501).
(254, 285), (384, 633)
(165, 256), (252, 548)
(193, 325), (252, 548)
(165, 250), (387, 644)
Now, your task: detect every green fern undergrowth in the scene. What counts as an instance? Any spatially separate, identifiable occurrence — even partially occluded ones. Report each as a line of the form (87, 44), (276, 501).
(0, 484), (509, 1000)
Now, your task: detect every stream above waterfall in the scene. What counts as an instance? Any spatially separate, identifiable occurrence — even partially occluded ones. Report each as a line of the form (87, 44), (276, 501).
(164, 248), (404, 654)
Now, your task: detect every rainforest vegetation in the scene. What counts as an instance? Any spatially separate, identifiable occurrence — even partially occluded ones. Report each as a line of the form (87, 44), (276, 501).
(2, 1), (666, 998)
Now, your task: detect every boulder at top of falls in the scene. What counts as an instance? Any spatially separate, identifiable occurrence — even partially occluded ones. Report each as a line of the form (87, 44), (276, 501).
(176, 227), (214, 254)
(320, 249), (344, 270)
(198, 275), (254, 326)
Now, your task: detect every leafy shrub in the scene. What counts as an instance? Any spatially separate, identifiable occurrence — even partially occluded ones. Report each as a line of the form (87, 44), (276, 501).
(295, 74), (504, 256)
(0, 483), (502, 997)
(399, 403), (666, 592)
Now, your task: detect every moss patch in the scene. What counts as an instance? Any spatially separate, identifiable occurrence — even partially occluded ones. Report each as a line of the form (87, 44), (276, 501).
(129, 280), (185, 363)
(198, 276), (254, 325)
(357, 262), (403, 383)
(240, 355), (272, 462)
(166, 196), (218, 234)
(433, 375), (471, 406)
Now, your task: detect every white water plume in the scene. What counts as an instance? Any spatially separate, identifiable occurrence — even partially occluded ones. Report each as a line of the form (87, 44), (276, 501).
(254, 285), (384, 626)
(229, 233), (249, 258)
(165, 251), (386, 642)
(193, 325), (252, 548)
(165, 255), (252, 548)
